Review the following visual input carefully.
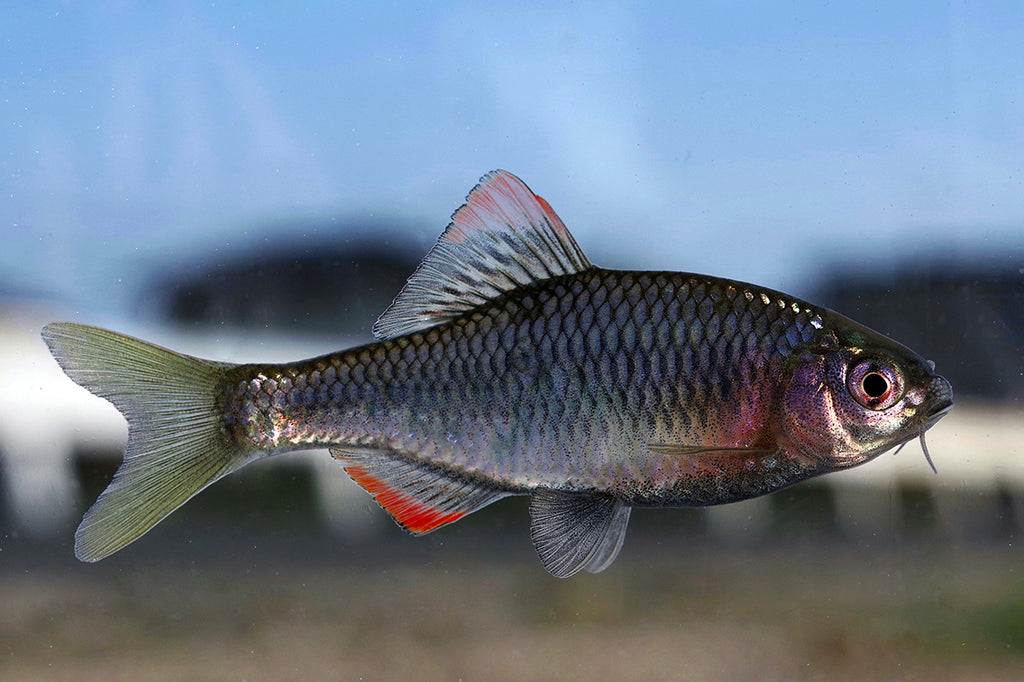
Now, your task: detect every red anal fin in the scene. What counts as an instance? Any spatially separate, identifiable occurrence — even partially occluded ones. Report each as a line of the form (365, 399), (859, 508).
(344, 464), (468, 533)
(330, 447), (509, 535)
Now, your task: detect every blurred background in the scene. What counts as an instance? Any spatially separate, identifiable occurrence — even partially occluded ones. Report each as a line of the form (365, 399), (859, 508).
(2, 2), (1023, 679)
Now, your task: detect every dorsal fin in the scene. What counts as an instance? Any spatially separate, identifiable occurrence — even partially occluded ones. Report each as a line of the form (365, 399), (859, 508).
(372, 170), (593, 340)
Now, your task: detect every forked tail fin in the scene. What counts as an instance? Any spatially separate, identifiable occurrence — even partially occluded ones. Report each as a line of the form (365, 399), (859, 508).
(41, 323), (254, 562)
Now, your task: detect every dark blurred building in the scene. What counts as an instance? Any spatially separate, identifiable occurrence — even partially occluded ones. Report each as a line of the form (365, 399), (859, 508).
(815, 255), (1024, 401)
(145, 232), (1023, 401)
(143, 223), (423, 337)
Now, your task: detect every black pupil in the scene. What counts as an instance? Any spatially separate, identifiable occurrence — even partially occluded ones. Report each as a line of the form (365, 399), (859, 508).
(862, 372), (890, 399)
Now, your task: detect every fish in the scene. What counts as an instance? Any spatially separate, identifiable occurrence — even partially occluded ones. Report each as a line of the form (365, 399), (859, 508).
(42, 170), (954, 577)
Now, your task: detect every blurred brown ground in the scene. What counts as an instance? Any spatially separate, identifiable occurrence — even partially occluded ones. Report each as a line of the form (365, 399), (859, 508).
(2, 489), (1023, 681)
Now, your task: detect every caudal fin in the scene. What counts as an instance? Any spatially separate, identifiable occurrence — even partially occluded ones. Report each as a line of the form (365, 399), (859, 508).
(42, 323), (253, 562)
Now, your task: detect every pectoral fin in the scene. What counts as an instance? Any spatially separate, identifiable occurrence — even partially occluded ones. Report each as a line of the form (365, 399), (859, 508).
(330, 447), (510, 535)
(529, 489), (632, 578)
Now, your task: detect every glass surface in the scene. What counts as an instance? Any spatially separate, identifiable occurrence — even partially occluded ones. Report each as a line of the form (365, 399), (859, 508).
(2, 3), (1022, 678)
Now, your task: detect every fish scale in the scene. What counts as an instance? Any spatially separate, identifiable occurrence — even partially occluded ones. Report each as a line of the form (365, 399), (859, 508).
(221, 269), (823, 504)
(42, 170), (952, 577)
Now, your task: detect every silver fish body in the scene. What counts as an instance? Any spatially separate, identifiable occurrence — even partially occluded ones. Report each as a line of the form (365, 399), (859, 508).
(229, 270), (843, 504)
(43, 170), (953, 577)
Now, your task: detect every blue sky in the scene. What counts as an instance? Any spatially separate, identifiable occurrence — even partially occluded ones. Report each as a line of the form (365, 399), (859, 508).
(3, 2), (1023, 315)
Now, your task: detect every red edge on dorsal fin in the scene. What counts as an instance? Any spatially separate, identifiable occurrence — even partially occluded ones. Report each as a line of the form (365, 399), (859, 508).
(469, 170), (569, 234)
(370, 170), (591, 341)
(344, 465), (468, 534)
(533, 193), (565, 232)
(447, 171), (572, 251)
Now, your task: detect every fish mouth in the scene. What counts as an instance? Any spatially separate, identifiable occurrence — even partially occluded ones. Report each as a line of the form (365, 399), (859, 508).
(912, 398), (952, 475)
(922, 374), (954, 427)
(927, 398), (953, 423)
(915, 375), (953, 474)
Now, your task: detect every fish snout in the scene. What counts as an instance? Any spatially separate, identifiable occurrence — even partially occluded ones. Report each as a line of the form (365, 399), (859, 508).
(926, 374), (954, 423)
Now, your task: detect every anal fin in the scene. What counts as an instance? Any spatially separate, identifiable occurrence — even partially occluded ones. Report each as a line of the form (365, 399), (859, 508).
(529, 489), (632, 578)
(330, 447), (509, 535)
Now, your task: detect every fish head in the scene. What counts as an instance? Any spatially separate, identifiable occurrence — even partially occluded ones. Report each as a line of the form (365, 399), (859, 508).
(778, 316), (953, 471)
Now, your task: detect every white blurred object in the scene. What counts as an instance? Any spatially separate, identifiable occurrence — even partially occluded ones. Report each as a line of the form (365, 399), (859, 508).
(0, 304), (119, 536)
(2, 301), (1021, 542)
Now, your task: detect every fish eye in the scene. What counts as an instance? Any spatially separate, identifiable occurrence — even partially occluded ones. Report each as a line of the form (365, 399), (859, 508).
(847, 359), (903, 410)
